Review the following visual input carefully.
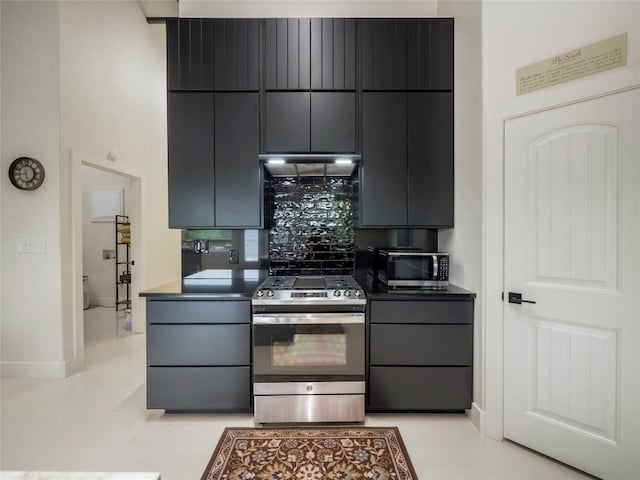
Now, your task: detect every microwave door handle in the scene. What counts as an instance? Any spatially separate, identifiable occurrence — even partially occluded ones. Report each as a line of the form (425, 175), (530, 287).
(433, 255), (438, 280)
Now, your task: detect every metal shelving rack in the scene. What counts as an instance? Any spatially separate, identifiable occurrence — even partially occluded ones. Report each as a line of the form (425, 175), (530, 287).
(115, 215), (132, 312)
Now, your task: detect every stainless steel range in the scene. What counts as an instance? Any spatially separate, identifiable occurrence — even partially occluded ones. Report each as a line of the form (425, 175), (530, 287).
(251, 275), (366, 424)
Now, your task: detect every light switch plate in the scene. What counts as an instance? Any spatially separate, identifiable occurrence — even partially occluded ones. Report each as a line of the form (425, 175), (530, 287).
(31, 238), (46, 253)
(16, 238), (30, 253)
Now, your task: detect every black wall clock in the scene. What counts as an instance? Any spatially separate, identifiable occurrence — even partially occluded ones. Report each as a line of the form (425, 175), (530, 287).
(8, 157), (45, 191)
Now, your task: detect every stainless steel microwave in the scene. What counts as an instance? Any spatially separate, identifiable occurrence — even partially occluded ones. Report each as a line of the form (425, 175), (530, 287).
(377, 250), (449, 289)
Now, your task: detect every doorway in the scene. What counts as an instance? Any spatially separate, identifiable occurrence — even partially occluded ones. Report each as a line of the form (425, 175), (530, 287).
(68, 148), (145, 374)
(81, 165), (133, 342)
(484, 69), (640, 479)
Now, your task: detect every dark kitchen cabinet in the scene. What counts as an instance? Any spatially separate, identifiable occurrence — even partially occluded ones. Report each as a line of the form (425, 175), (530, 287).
(408, 92), (454, 226)
(264, 92), (310, 152)
(213, 19), (260, 91)
(360, 92), (453, 228)
(361, 92), (407, 226)
(167, 18), (259, 91)
(367, 298), (474, 411)
(265, 18), (356, 91)
(167, 18), (214, 91)
(264, 92), (356, 153)
(360, 18), (453, 91)
(168, 92), (261, 228)
(145, 299), (252, 412)
(214, 93), (261, 227)
(168, 92), (215, 228)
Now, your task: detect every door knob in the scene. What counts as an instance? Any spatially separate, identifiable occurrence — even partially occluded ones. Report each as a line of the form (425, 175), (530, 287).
(508, 292), (536, 304)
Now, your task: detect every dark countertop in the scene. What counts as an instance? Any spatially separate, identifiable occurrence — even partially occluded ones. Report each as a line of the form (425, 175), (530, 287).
(140, 271), (265, 300)
(359, 277), (476, 300)
(141, 272), (475, 301)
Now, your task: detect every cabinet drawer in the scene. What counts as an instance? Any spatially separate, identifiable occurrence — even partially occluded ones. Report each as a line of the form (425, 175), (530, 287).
(147, 366), (251, 411)
(370, 324), (471, 365)
(370, 300), (472, 324)
(368, 366), (471, 411)
(147, 324), (250, 366)
(147, 300), (250, 324)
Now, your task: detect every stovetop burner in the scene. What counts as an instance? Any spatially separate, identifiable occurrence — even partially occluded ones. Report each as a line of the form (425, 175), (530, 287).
(252, 275), (366, 306)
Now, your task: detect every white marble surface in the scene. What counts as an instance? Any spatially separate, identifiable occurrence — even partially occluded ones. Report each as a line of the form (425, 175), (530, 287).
(1, 474), (159, 480)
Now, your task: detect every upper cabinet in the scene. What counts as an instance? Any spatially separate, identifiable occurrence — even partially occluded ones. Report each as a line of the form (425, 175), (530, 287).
(168, 92), (261, 229)
(265, 18), (356, 90)
(360, 18), (453, 91)
(264, 91), (356, 153)
(360, 92), (453, 228)
(167, 18), (259, 91)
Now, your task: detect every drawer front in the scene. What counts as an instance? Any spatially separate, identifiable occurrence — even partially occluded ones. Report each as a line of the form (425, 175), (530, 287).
(147, 324), (250, 366)
(147, 300), (250, 324)
(368, 366), (471, 411)
(370, 324), (472, 365)
(370, 300), (472, 324)
(147, 366), (251, 411)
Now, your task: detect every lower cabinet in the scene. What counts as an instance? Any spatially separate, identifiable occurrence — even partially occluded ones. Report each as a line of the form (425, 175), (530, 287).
(145, 299), (252, 412)
(367, 298), (474, 411)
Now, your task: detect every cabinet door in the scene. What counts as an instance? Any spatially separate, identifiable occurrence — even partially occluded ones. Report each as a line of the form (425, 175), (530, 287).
(360, 19), (408, 90)
(265, 18), (311, 90)
(215, 93), (261, 227)
(168, 92), (214, 228)
(310, 18), (356, 90)
(370, 324), (472, 366)
(213, 19), (260, 91)
(407, 19), (454, 91)
(147, 366), (251, 411)
(368, 366), (472, 410)
(265, 92), (311, 152)
(166, 19), (214, 91)
(408, 92), (454, 227)
(370, 300), (473, 325)
(148, 324), (250, 366)
(311, 92), (356, 152)
(361, 93), (407, 226)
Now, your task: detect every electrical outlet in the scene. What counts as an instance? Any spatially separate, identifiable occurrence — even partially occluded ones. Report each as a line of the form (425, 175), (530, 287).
(31, 238), (46, 254)
(16, 238), (30, 253)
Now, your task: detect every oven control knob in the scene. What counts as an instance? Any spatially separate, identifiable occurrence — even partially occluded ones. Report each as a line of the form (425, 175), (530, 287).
(256, 290), (264, 297)
(266, 290), (275, 297)
(354, 290), (362, 297)
(333, 290), (341, 297)
(306, 384), (313, 393)
(344, 289), (352, 297)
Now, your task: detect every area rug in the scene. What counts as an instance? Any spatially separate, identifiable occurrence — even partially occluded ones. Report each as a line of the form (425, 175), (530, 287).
(200, 427), (417, 480)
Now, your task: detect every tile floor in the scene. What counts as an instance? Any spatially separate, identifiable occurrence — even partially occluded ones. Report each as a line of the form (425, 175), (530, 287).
(0, 306), (593, 479)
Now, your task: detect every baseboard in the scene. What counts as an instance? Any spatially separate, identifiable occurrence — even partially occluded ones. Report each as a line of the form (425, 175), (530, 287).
(91, 296), (115, 307)
(468, 402), (485, 432)
(1, 360), (67, 379)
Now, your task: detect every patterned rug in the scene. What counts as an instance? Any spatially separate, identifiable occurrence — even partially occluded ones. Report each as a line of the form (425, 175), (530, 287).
(200, 427), (417, 480)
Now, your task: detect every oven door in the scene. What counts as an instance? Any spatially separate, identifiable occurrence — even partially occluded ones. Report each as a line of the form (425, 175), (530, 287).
(252, 313), (365, 382)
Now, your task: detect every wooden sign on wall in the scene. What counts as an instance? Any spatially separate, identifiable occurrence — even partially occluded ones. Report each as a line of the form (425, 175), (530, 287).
(516, 33), (627, 95)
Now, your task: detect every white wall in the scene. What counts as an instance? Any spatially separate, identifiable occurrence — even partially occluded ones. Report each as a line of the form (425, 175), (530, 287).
(180, 0), (437, 17)
(81, 166), (131, 306)
(437, 0), (483, 414)
(1, 0), (180, 378)
(0, 1), (65, 377)
(481, 0), (640, 435)
(483, 0), (639, 108)
(59, 0), (180, 298)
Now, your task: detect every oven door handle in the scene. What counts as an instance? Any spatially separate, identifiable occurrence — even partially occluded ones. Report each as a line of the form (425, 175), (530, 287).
(252, 313), (365, 325)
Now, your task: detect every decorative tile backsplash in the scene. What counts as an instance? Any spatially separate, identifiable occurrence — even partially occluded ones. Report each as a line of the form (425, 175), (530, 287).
(268, 177), (356, 276)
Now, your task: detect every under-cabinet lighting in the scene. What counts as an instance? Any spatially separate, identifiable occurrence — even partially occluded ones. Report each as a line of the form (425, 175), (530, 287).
(335, 158), (353, 165)
(267, 158), (286, 164)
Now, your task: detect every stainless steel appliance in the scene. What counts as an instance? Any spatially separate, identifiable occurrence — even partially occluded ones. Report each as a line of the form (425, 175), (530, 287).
(377, 250), (449, 289)
(251, 275), (366, 424)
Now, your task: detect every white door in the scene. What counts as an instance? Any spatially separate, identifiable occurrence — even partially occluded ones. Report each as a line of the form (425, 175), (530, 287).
(503, 88), (640, 479)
